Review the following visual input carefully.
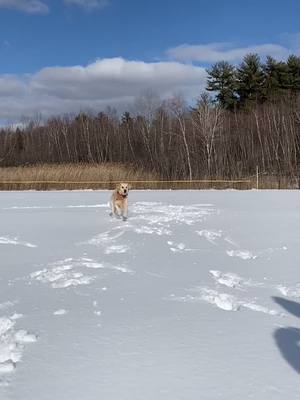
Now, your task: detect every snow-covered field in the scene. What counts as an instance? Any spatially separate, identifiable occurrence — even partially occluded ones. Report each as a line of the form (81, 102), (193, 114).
(0, 190), (299, 400)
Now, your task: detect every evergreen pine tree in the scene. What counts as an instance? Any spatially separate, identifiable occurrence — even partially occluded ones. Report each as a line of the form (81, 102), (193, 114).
(263, 56), (290, 100)
(287, 55), (300, 93)
(237, 54), (265, 106)
(121, 111), (132, 124)
(206, 61), (238, 110)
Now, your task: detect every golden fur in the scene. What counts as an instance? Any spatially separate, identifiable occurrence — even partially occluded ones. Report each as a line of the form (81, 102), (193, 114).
(109, 183), (129, 220)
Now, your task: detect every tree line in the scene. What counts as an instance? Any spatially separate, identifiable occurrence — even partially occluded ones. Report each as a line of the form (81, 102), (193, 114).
(0, 53), (299, 186)
(207, 54), (300, 110)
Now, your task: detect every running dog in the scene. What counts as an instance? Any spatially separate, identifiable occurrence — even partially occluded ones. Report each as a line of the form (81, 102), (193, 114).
(109, 183), (129, 220)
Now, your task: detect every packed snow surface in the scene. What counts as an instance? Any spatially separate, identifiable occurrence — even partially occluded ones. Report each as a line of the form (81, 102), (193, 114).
(0, 190), (299, 399)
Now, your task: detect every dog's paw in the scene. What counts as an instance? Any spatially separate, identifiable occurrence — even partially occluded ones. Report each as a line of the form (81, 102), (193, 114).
(122, 217), (128, 221)
(109, 212), (113, 217)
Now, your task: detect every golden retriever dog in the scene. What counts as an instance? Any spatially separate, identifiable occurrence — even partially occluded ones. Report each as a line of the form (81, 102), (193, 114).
(109, 183), (129, 220)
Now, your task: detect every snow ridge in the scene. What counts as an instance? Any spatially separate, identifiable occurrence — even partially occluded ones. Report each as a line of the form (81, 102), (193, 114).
(0, 315), (37, 378)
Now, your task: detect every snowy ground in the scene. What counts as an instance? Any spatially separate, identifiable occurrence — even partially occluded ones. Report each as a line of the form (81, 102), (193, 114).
(0, 190), (299, 400)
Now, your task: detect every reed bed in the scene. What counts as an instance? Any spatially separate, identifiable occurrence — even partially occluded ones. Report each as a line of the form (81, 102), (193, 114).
(0, 164), (298, 190)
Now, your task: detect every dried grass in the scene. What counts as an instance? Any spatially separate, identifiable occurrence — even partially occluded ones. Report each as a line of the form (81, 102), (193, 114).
(0, 164), (297, 190)
(0, 163), (158, 190)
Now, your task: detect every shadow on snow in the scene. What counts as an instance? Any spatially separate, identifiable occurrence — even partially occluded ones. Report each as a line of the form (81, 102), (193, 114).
(273, 296), (300, 375)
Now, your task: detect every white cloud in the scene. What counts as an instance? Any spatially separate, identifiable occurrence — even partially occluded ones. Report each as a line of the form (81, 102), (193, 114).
(167, 42), (290, 63)
(0, 0), (109, 13)
(0, 57), (207, 122)
(279, 32), (300, 54)
(63, 0), (108, 10)
(0, 76), (25, 97)
(0, 0), (49, 14)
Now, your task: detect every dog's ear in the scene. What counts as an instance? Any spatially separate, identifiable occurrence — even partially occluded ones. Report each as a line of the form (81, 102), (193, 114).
(116, 183), (121, 191)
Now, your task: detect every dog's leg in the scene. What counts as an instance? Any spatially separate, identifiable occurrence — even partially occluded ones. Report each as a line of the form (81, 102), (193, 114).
(109, 200), (114, 217)
(115, 205), (122, 218)
(122, 199), (128, 221)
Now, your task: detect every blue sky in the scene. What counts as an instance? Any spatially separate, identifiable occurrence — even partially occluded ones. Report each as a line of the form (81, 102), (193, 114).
(0, 0), (299, 122)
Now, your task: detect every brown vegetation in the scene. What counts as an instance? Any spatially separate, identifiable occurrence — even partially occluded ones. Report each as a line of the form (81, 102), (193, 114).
(0, 164), (296, 190)
(0, 164), (158, 190)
